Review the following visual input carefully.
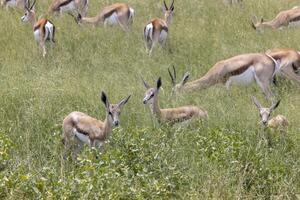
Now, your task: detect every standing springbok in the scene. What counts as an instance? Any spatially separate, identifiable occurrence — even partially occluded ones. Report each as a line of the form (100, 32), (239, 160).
(144, 0), (174, 55)
(265, 48), (300, 84)
(171, 53), (280, 100)
(142, 76), (207, 124)
(62, 91), (131, 159)
(48, 0), (88, 17)
(21, 0), (56, 57)
(251, 6), (300, 31)
(73, 3), (134, 32)
(252, 96), (288, 132)
(1, 0), (28, 9)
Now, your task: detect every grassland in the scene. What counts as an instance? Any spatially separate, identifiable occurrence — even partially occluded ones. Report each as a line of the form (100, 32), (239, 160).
(0, 0), (299, 199)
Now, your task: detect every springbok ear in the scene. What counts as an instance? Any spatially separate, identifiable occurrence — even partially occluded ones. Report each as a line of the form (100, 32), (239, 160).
(141, 77), (150, 89)
(118, 95), (131, 109)
(157, 77), (162, 89)
(252, 96), (262, 109)
(181, 72), (190, 85)
(270, 100), (280, 111)
(101, 91), (109, 109)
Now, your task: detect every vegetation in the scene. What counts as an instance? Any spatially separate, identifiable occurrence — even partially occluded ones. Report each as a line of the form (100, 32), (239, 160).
(0, 0), (299, 199)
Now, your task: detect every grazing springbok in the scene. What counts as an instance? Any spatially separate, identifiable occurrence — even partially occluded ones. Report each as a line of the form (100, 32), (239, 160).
(48, 0), (88, 17)
(265, 48), (300, 84)
(21, 0), (56, 57)
(144, 0), (174, 55)
(73, 3), (134, 32)
(252, 96), (288, 132)
(1, 0), (28, 9)
(171, 53), (280, 100)
(62, 91), (131, 159)
(251, 6), (300, 31)
(142, 76), (207, 124)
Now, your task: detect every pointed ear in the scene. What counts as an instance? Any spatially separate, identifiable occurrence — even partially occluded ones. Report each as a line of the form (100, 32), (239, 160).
(118, 95), (131, 109)
(157, 77), (162, 90)
(141, 77), (150, 89)
(101, 91), (109, 109)
(181, 72), (190, 86)
(252, 96), (262, 109)
(270, 100), (280, 111)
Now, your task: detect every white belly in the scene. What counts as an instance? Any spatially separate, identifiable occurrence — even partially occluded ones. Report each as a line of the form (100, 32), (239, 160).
(74, 130), (91, 145)
(33, 29), (40, 42)
(159, 30), (168, 43)
(104, 12), (119, 26)
(289, 20), (300, 28)
(5, 0), (17, 7)
(60, 1), (76, 13)
(228, 66), (255, 86)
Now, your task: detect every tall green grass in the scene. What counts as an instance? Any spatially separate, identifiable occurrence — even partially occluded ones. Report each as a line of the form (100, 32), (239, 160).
(0, 0), (299, 199)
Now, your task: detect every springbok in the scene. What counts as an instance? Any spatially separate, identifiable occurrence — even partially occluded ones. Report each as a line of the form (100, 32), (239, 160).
(1, 0), (28, 9)
(265, 48), (300, 84)
(171, 53), (280, 100)
(62, 91), (131, 159)
(144, 0), (174, 55)
(252, 96), (288, 132)
(142, 76), (207, 124)
(251, 6), (300, 31)
(21, 0), (56, 57)
(73, 3), (134, 32)
(48, 0), (88, 17)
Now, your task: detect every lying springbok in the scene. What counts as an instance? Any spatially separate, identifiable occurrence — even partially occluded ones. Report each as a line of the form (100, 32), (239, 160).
(62, 91), (131, 159)
(1, 0), (28, 9)
(251, 6), (300, 31)
(144, 0), (174, 55)
(73, 3), (134, 32)
(171, 53), (280, 100)
(265, 48), (300, 84)
(252, 96), (288, 132)
(21, 0), (55, 57)
(142, 76), (207, 124)
(48, 0), (88, 17)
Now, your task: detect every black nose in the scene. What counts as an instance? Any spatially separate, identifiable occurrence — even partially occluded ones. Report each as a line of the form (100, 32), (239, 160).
(143, 100), (147, 104)
(114, 121), (119, 126)
(263, 121), (267, 125)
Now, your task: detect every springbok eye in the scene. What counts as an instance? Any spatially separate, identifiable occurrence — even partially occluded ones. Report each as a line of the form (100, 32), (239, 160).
(108, 111), (113, 116)
(150, 93), (154, 98)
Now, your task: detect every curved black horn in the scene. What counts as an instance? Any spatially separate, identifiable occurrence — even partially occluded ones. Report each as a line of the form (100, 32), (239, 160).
(168, 67), (175, 86)
(30, 0), (36, 10)
(170, 0), (174, 10)
(163, 0), (168, 10)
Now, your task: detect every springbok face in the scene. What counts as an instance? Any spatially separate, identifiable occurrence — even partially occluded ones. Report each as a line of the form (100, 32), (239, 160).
(142, 77), (162, 104)
(21, 0), (35, 22)
(101, 92), (131, 127)
(162, 0), (174, 24)
(168, 66), (190, 95)
(252, 96), (280, 126)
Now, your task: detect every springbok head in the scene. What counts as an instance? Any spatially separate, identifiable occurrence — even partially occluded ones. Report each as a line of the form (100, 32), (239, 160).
(252, 96), (281, 126)
(101, 91), (131, 127)
(21, 0), (35, 22)
(168, 65), (190, 95)
(162, 0), (174, 24)
(142, 77), (162, 105)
